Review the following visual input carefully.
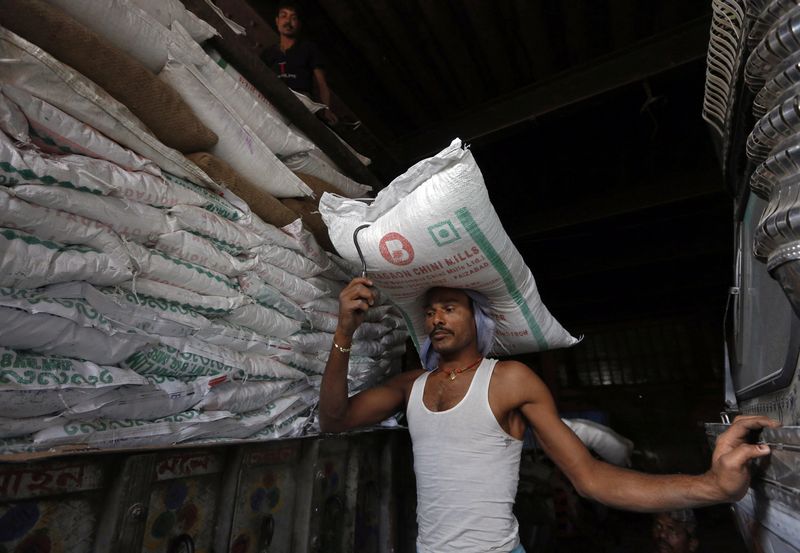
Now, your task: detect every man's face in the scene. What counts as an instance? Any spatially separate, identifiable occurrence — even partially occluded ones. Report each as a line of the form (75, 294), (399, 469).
(276, 8), (300, 37)
(652, 513), (698, 553)
(424, 288), (477, 356)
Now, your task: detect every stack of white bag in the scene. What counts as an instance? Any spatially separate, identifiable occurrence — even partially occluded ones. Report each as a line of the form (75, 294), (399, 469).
(0, 9), (406, 452)
(0, 54), (317, 452)
(203, 47), (373, 198)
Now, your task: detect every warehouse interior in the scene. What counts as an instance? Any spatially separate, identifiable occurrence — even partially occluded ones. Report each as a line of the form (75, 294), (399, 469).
(231, 0), (740, 550)
(0, 0), (761, 550)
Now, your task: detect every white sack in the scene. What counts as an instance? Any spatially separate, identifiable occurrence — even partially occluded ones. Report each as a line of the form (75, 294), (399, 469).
(237, 272), (307, 322)
(118, 279), (249, 316)
(207, 49), (289, 123)
(0, 27), (219, 188)
(199, 387), (313, 440)
(122, 337), (243, 379)
(248, 403), (310, 440)
(69, 375), (219, 421)
(162, 172), (248, 222)
(122, 335), (303, 381)
(46, 281), (209, 338)
(0, 414), (63, 439)
(170, 24), (313, 157)
(0, 348), (147, 418)
(194, 320), (292, 354)
(320, 138), (578, 356)
(562, 419), (634, 467)
(254, 261), (329, 304)
(32, 409), (232, 449)
(283, 150), (372, 199)
(253, 243), (324, 278)
(0, 89), (29, 142)
(158, 56), (312, 198)
(0, 131), (205, 208)
(288, 332), (385, 357)
(169, 204), (263, 255)
(224, 303), (303, 339)
(3, 84), (158, 174)
(197, 379), (296, 413)
(240, 213), (305, 251)
(42, 0), (176, 72)
(126, 242), (241, 298)
(0, 227), (131, 288)
(14, 184), (174, 244)
(0, 187), (130, 269)
(0, 288), (156, 364)
(239, 352), (306, 381)
(131, 0), (217, 42)
(155, 231), (257, 277)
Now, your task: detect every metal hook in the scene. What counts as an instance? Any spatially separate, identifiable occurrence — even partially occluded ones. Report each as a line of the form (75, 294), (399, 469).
(353, 224), (371, 278)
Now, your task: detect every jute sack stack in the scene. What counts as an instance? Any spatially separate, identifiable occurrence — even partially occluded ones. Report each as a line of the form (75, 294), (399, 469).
(320, 138), (578, 357)
(0, 0), (217, 154)
(282, 173), (348, 252)
(187, 152), (298, 229)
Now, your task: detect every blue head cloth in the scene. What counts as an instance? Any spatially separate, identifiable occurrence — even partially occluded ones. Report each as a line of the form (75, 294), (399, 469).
(420, 289), (496, 371)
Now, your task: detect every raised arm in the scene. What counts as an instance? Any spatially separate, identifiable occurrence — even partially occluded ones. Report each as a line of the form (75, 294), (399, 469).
(501, 361), (779, 511)
(318, 277), (418, 433)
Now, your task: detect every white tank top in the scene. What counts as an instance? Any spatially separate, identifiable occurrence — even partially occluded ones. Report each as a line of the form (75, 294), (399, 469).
(407, 358), (523, 553)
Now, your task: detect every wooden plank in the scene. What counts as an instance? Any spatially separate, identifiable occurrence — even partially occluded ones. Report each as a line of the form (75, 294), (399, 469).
(394, 16), (712, 162)
(181, 0), (382, 190)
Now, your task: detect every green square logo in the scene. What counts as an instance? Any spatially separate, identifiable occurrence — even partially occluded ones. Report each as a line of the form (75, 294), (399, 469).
(428, 220), (461, 246)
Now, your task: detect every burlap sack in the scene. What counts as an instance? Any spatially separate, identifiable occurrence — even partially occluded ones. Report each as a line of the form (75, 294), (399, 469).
(187, 152), (298, 228)
(0, 0), (217, 154)
(282, 196), (335, 252)
(285, 173), (348, 252)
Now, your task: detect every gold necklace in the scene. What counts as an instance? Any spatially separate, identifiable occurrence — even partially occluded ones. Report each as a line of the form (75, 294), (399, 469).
(439, 358), (483, 381)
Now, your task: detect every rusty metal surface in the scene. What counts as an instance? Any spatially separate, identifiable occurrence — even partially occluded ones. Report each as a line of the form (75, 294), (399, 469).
(0, 496), (101, 553)
(140, 450), (230, 553)
(228, 440), (304, 553)
(0, 430), (412, 553)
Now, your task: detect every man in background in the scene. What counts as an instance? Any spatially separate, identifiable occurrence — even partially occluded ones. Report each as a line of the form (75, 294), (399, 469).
(653, 509), (699, 553)
(261, 1), (338, 125)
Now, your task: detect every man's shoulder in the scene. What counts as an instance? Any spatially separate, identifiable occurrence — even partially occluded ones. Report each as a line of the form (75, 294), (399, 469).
(492, 359), (542, 387)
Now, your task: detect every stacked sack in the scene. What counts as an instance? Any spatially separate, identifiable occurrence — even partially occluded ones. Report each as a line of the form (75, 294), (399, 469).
(0, 0), (405, 454)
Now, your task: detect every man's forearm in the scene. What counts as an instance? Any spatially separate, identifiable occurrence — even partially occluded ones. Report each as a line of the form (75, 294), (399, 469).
(578, 460), (729, 512)
(318, 328), (352, 432)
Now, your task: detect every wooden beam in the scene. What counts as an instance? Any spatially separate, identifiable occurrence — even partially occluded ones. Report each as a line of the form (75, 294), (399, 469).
(507, 167), (724, 239)
(393, 16), (712, 162)
(182, 0), (383, 190)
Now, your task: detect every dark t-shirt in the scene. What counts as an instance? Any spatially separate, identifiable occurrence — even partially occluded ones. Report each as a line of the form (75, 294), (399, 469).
(261, 40), (322, 95)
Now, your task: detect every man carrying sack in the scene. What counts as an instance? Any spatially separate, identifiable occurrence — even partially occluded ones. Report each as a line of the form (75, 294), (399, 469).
(319, 281), (775, 553)
(317, 140), (778, 553)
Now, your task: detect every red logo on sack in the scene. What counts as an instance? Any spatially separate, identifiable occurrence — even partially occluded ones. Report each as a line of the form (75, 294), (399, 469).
(379, 232), (414, 266)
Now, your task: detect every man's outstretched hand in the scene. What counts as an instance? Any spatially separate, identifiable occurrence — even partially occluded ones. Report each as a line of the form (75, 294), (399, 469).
(708, 415), (781, 502)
